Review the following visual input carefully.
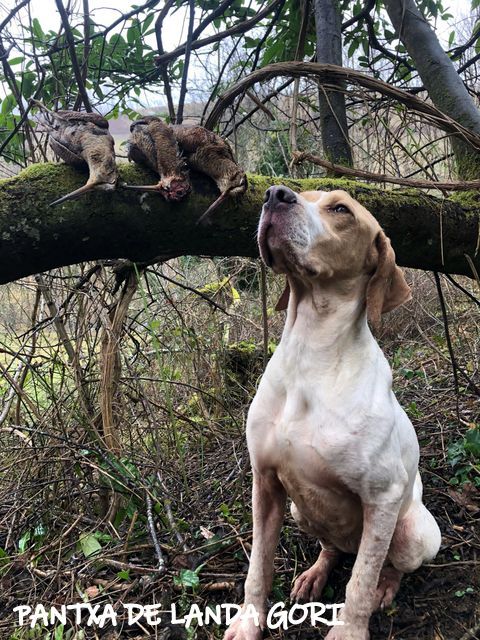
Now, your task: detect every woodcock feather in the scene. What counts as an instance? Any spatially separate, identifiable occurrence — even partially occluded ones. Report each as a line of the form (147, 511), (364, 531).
(126, 116), (247, 223)
(33, 101), (118, 206)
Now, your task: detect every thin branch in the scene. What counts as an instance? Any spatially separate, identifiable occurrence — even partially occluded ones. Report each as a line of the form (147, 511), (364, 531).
(73, 0), (92, 111)
(146, 490), (166, 572)
(54, 0), (92, 111)
(342, 0), (376, 31)
(434, 272), (479, 397)
(176, 0), (195, 124)
(154, 0), (177, 121)
(0, 0), (31, 32)
(153, 0), (283, 69)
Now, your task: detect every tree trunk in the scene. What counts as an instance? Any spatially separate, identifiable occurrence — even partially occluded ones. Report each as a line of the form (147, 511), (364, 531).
(314, 0), (353, 166)
(383, 0), (480, 179)
(0, 162), (478, 283)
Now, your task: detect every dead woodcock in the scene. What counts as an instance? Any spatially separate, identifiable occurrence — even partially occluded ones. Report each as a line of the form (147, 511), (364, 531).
(33, 101), (118, 206)
(126, 116), (247, 222)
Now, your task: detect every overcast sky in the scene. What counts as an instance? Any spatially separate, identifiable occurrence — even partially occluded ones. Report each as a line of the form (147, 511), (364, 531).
(0, 0), (474, 51)
(0, 0), (476, 109)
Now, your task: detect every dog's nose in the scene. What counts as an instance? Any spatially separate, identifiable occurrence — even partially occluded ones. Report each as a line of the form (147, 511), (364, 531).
(264, 185), (297, 208)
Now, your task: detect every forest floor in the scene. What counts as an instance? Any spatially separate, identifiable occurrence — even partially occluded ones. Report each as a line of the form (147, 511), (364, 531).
(0, 267), (478, 640)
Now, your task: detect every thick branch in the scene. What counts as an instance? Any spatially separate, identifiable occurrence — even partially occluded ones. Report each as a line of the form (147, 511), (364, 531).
(0, 163), (478, 284)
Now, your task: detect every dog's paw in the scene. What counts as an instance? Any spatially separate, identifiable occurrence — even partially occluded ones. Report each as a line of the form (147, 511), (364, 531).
(223, 617), (263, 640)
(374, 566), (403, 610)
(291, 565), (329, 602)
(324, 624), (369, 640)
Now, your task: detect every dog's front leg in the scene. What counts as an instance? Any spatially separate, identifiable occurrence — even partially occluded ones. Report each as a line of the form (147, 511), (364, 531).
(224, 469), (287, 640)
(326, 499), (402, 640)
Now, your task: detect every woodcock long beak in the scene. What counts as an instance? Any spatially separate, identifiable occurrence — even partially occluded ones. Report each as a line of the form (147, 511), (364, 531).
(50, 182), (98, 206)
(196, 190), (230, 225)
(122, 183), (163, 192)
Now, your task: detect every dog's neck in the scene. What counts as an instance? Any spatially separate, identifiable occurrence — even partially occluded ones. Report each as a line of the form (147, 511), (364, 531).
(282, 274), (372, 351)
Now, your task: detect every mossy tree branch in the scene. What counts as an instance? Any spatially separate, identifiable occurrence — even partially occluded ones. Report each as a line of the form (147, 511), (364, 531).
(0, 162), (478, 284)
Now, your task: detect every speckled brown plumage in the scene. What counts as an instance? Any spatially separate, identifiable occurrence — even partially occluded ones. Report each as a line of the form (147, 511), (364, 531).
(126, 117), (247, 221)
(126, 116), (190, 201)
(34, 102), (118, 206)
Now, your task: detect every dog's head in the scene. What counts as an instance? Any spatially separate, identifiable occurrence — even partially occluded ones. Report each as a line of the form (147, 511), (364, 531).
(257, 186), (411, 329)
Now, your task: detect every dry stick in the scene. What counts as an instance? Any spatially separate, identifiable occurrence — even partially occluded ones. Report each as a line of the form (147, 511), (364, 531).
(433, 272), (480, 400)
(54, 0), (92, 112)
(205, 61), (480, 152)
(245, 90), (275, 120)
(292, 151), (480, 191)
(156, 471), (188, 552)
(146, 490), (165, 572)
(99, 271), (138, 522)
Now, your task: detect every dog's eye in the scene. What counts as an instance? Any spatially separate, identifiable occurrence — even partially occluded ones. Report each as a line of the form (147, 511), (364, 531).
(332, 204), (350, 214)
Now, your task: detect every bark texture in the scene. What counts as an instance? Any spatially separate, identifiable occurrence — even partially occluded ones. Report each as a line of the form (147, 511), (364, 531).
(0, 162), (478, 284)
(384, 0), (480, 179)
(314, 0), (353, 166)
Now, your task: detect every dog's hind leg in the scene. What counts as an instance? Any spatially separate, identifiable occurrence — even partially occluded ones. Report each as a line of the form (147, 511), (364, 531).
(290, 502), (340, 602)
(388, 473), (441, 575)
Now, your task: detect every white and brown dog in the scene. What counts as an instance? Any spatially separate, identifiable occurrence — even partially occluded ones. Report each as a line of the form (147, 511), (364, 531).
(224, 186), (441, 640)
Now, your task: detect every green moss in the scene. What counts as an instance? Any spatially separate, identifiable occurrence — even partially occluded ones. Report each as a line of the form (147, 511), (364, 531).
(449, 190), (480, 211)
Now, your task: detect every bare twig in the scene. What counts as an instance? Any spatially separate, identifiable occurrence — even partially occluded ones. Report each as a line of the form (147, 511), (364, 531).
(176, 0), (195, 125)
(54, 0), (92, 111)
(146, 490), (165, 572)
(293, 151), (480, 191)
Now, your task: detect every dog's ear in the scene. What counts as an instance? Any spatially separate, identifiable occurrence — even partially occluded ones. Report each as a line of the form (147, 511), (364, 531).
(275, 281), (290, 311)
(366, 230), (411, 331)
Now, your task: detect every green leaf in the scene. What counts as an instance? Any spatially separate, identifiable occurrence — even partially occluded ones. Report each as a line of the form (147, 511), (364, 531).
(348, 40), (359, 58)
(117, 569), (130, 580)
(54, 625), (64, 640)
(141, 13), (155, 34)
(31, 18), (44, 40)
(8, 57), (24, 66)
(173, 568), (200, 590)
(18, 531), (31, 553)
(78, 533), (102, 558)
(465, 426), (480, 457)
(472, 0), (480, 10)
(1, 94), (16, 116)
